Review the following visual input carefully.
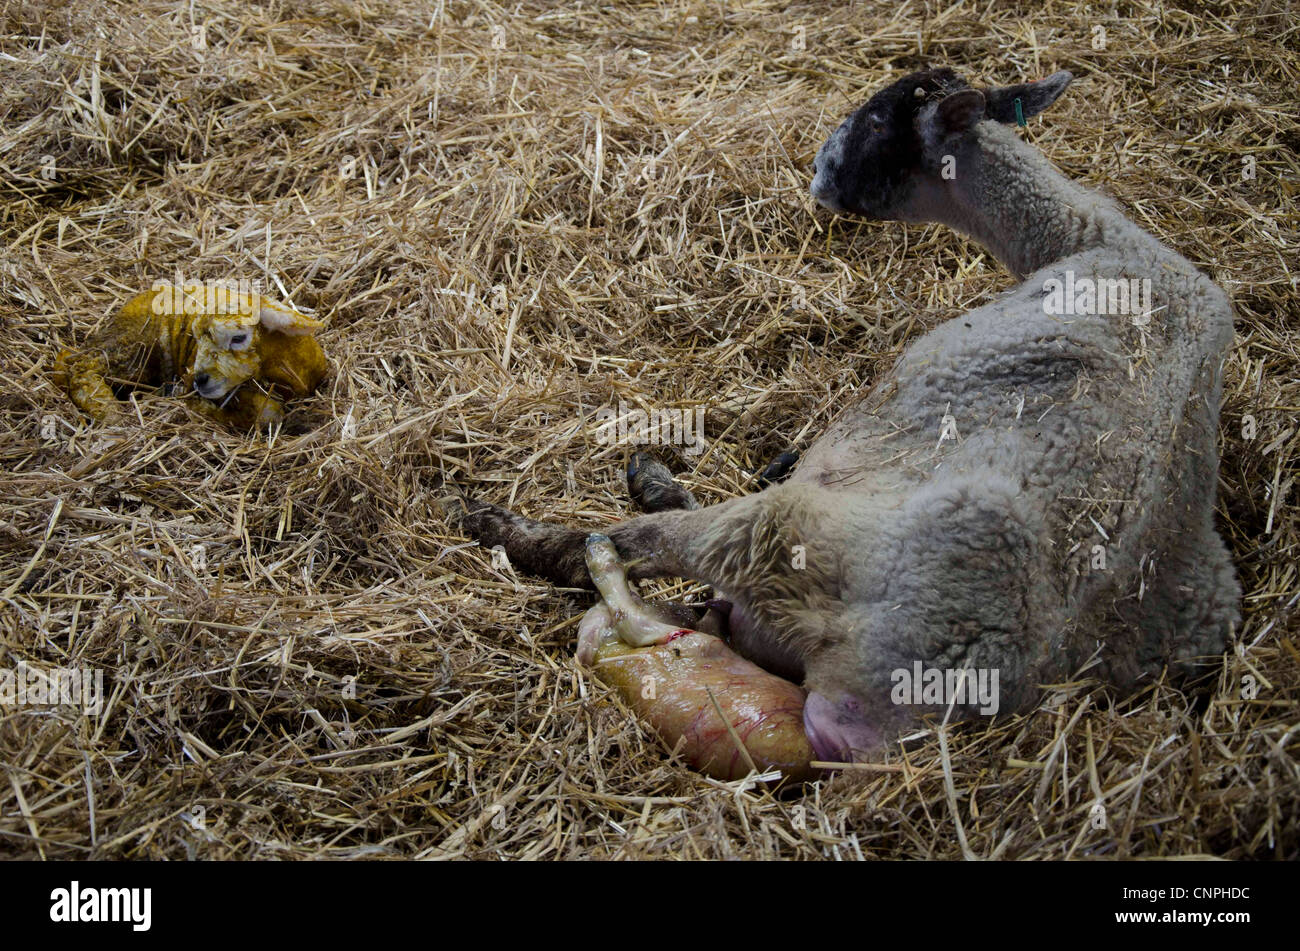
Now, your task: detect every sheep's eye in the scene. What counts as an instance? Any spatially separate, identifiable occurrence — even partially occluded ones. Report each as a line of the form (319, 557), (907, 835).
(871, 120), (885, 134)
(229, 333), (250, 350)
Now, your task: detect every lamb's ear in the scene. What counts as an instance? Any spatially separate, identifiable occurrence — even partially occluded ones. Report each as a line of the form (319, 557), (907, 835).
(925, 89), (988, 141)
(258, 298), (324, 336)
(983, 71), (1073, 124)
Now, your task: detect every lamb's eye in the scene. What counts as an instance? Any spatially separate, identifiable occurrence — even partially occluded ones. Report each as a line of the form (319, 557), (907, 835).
(871, 121), (885, 134)
(229, 333), (250, 350)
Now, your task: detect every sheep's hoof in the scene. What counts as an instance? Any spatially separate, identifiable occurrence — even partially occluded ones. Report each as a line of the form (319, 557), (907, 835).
(627, 452), (698, 512)
(756, 449), (799, 488)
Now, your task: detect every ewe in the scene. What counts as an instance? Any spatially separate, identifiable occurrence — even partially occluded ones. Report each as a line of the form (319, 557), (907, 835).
(464, 68), (1239, 770)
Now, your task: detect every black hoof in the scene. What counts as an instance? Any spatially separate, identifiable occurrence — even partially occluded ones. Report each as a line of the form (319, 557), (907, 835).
(627, 452), (699, 512)
(756, 449), (799, 488)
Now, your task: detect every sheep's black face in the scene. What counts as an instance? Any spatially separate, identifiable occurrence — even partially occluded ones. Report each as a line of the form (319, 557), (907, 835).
(811, 68), (968, 219)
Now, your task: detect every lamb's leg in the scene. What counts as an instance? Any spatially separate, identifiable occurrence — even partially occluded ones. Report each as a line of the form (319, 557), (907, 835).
(53, 349), (120, 422)
(584, 532), (690, 646)
(187, 388), (285, 430)
(224, 389), (285, 430)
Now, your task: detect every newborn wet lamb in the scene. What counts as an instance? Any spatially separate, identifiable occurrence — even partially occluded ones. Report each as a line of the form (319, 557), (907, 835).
(54, 282), (328, 429)
(578, 534), (818, 782)
(465, 68), (1240, 772)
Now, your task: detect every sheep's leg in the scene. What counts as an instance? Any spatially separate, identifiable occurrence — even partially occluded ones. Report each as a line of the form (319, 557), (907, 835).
(53, 349), (120, 422)
(621, 453), (734, 627)
(460, 484), (796, 592)
(461, 452), (700, 587)
(627, 448), (801, 507)
(461, 480), (835, 691)
(460, 498), (702, 588)
(467, 451), (790, 588)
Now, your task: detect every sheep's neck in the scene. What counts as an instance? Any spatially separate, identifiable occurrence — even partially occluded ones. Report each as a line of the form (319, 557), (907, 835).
(938, 123), (1164, 280)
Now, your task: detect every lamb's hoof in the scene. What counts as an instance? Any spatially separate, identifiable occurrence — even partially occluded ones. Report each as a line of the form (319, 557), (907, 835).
(584, 533), (620, 574)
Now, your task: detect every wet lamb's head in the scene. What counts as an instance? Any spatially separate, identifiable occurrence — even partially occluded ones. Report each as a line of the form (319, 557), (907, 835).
(190, 311), (260, 399)
(809, 67), (1072, 220)
(186, 293), (324, 400)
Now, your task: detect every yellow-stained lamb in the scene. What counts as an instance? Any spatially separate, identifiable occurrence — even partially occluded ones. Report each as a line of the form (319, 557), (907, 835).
(53, 283), (329, 429)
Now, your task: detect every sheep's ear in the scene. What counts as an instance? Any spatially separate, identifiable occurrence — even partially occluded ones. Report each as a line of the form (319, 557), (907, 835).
(984, 71), (1073, 124)
(928, 89), (988, 140)
(258, 298), (324, 336)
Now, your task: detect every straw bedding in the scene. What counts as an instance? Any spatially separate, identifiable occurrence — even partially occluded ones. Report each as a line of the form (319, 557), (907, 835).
(0, 0), (1296, 859)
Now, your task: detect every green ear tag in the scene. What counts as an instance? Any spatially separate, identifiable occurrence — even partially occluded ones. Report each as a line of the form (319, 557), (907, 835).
(1014, 97), (1027, 127)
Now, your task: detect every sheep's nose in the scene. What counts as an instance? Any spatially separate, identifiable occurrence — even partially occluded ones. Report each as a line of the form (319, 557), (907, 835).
(194, 372), (210, 387)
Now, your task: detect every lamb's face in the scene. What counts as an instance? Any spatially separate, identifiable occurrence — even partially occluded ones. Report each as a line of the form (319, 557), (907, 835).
(191, 314), (262, 399)
(810, 68), (968, 220)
